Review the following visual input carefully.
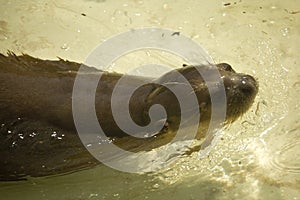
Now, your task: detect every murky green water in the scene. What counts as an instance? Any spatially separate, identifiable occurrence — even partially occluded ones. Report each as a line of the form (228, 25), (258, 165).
(0, 0), (299, 199)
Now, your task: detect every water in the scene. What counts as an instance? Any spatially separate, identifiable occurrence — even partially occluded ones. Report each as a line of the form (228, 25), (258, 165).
(0, 0), (299, 199)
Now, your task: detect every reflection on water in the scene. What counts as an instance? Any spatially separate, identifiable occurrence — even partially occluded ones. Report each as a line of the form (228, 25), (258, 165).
(0, 0), (299, 199)
(273, 139), (300, 174)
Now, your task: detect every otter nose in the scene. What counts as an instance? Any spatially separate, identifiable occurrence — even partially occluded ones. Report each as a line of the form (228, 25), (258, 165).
(242, 74), (256, 83)
(240, 75), (258, 95)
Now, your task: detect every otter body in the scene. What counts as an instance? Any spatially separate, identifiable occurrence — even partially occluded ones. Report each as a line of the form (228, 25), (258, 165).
(0, 53), (258, 180)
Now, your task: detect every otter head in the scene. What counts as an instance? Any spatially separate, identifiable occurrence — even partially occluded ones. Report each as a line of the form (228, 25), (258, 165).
(144, 63), (258, 137)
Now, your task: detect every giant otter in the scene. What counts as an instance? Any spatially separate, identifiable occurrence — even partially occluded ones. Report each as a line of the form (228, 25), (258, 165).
(0, 52), (258, 180)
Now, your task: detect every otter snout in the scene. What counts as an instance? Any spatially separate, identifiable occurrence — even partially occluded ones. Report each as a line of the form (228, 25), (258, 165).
(222, 73), (258, 97)
(239, 74), (258, 97)
(220, 72), (258, 121)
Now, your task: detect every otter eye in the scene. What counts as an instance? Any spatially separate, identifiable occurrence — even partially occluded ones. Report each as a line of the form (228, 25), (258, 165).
(218, 63), (235, 72)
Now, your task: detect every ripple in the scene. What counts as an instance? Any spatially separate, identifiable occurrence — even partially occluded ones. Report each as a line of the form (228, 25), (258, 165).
(271, 140), (300, 173)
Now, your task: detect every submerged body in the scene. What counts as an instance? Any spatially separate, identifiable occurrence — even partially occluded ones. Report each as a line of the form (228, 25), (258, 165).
(0, 53), (258, 180)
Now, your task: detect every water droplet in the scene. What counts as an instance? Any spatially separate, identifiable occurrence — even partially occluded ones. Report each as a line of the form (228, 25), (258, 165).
(163, 3), (168, 9)
(61, 43), (69, 50)
(281, 27), (290, 37)
(89, 193), (98, 198)
(152, 183), (160, 189)
(12, 141), (17, 147)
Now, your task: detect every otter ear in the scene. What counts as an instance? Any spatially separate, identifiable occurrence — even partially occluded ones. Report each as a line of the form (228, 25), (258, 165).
(217, 63), (235, 73)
